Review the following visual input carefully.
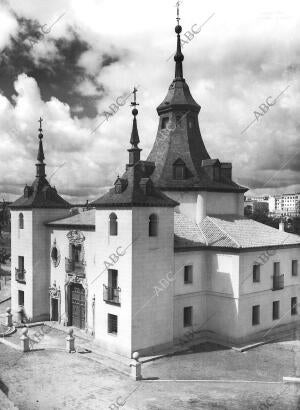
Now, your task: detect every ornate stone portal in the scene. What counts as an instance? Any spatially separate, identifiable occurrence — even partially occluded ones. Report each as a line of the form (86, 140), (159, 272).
(64, 274), (88, 332)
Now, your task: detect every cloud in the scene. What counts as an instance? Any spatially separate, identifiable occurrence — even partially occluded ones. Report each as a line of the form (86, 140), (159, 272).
(0, 0), (299, 203)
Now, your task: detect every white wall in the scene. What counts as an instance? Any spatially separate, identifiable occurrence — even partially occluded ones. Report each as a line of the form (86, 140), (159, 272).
(164, 191), (244, 223)
(173, 250), (240, 340)
(11, 210), (33, 316)
(131, 207), (174, 353)
(11, 207), (69, 321)
(94, 209), (133, 357)
(238, 247), (300, 338)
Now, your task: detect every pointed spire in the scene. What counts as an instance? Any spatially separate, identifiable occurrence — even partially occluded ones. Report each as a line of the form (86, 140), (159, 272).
(128, 87), (142, 166)
(36, 117), (46, 177)
(174, 1), (184, 79)
(130, 87), (140, 147)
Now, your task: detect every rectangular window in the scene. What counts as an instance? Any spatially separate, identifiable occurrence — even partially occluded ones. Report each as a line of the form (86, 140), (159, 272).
(253, 265), (260, 282)
(184, 265), (193, 284)
(183, 306), (192, 327)
(252, 305), (260, 326)
(108, 269), (118, 288)
(272, 301), (280, 320)
(18, 256), (24, 270)
(273, 262), (280, 277)
(161, 117), (169, 129)
(292, 260), (298, 276)
(291, 297), (298, 315)
(18, 290), (24, 306)
(108, 314), (118, 334)
(174, 165), (185, 180)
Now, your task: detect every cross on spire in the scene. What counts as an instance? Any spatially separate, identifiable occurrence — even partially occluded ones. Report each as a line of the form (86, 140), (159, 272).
(36, 117), (45, 176)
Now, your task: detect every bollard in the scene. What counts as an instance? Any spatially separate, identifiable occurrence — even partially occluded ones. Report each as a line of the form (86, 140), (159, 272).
(5, 307), (13, 327)
(16, 307), (24, 323)
(66, 328), (75, 353)
(130, 351), (142, 381)
(20, 328), (30, 352)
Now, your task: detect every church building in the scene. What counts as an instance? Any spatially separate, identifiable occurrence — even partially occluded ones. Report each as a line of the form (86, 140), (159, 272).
(10, 11), (300, 357)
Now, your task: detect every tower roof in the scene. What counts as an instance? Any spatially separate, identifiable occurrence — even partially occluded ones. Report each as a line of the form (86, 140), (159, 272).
(92, 93), (178, 209)
(147, 7), (247, 194)
(10, 119), (70, 210)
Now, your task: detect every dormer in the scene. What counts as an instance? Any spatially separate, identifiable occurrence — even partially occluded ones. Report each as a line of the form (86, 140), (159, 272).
(114, 177), (127, 194)
(173, 158), (187, 180)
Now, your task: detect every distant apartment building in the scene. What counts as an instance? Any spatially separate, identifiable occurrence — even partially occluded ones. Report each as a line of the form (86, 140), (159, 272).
(245, 194), (300, 217)
(244, 196), (269, 215)
(269, 193), (300, 217)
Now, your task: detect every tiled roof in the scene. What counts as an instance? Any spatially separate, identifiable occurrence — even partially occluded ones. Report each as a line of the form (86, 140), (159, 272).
(47, 210), (300, 250)
(174, 212), (206, 248)
(175, 214), (300, 250)
(47, 209), (95, 228)
(202, 216), (300, 248)
(10, 177), (70, 209)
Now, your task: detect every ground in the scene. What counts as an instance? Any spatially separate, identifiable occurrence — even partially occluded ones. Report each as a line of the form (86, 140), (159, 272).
(1, 332), (300, 409)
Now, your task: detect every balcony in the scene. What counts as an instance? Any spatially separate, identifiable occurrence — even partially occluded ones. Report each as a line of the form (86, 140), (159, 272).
(272, 274), (284, 291)
(103, 285), (121, 304)
(15, 268), (26, 283)
(65, 257), (85, 277)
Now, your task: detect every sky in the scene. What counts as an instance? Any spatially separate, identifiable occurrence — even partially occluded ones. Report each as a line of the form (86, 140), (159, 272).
(0, 0), (299, 203)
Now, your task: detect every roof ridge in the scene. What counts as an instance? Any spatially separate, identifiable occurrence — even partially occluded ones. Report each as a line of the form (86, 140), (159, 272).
(206, 216), (241, 248)
(196, 220), (208, 246)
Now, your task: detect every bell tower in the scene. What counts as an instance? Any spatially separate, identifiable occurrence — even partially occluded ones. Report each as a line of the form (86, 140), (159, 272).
(147, 4), (247, 221)
(10, 119), (70, 321)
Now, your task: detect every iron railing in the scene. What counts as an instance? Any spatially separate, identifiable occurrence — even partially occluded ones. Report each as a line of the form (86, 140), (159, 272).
(103, 285), (121, 304)
(65, 257), (85, 276)
(15, 268), (26, 283)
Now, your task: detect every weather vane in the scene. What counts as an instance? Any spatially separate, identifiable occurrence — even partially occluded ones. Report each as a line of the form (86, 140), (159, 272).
(38, 117), (43, 130)
(175, 0), (181, 24)
(131, 86), (139, 107)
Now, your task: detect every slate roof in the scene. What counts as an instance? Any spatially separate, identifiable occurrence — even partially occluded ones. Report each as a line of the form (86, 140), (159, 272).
(157, 78), (200, 114)
(147, 78), (247, 193)
(91, 161), (179, 209)
(47, 209), (95, 229)
(10, 176), (70, 210)
(175, 214), (300, 250)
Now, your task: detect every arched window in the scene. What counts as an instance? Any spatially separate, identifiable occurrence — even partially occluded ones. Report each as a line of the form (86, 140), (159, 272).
(149, 214), (158, 237)
(109, 213), (118, 236)
(19, 213), (24, 229)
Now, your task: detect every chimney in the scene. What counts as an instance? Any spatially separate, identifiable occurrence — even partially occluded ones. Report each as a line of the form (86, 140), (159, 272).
(279, 221), (285, 231)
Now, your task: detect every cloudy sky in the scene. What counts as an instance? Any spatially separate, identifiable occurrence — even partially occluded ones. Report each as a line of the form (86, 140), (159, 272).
(0, 0), (299, 203)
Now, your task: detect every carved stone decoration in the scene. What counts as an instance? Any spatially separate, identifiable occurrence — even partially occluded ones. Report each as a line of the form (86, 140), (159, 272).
(67, 230), (85, 245)
(50, 239), (61, 268)
(49, 281), (61, 322)
(49, 281), (60, 298)
(64, 274), (88, 332)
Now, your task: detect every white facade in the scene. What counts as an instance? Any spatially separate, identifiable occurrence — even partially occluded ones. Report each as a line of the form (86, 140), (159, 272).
(11, 208), (69, 321)
(10, 198), (300, 358)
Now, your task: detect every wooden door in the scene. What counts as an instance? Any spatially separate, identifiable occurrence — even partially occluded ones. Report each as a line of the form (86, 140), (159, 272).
(51, 299), (58, 321)
(70, 284), (85, 329)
